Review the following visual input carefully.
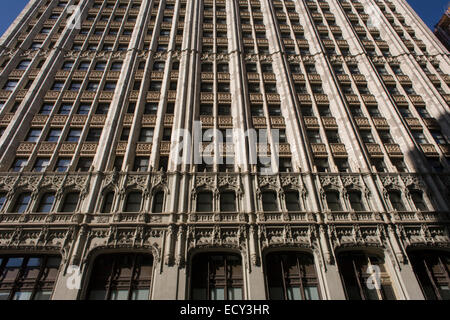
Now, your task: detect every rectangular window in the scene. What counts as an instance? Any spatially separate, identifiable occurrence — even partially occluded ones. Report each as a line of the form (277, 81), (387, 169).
(26, 129), (42, 142)
(11, 158), (28, 172)
(69, 82), (82, 91)
(0, 255), (61, 300)
(66, 129), (82, 142)
(139, 128), (154, 142)
(133, 157), (149, 172)
(191, 254), (243, 300)
(338, 252), (396, 300)
(266, 253), (320, 300)
(77, 104), (91, 114)
(46, 129), (61, 142)
(55, 158), (71, 172)
(3, 81), (18, 91)
(33, 158), (50, 172)
(87, 254), (152, 300)
(96, 103), (109, 114)
(144, 103), (158, 114)
(59, 104), (72, 115)
(104, 82), (116, 91)
(76, 157), (92, 172)
(40, 103), (53, 115)
(86, 128), (102, 142)
(162, 128), (172, 141)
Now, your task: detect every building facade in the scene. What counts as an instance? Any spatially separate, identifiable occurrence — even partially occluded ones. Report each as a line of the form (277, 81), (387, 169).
(0, 0), (449, 300)
(435, 7), (450, 51)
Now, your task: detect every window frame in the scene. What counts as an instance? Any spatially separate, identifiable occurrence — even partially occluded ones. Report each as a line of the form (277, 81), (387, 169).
(265, 252), (321, 300)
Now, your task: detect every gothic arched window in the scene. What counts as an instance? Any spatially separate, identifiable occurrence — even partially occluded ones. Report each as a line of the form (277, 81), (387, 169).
(191, 253), (243, 300)
(388, 191), (406, 211)
(61, 192), (80, 212)
(11, 192), (31, 213)
(410, 190), (428, 211)
(152, 191), (164, 213)
(37, 192), (55, 213)
(220, 192), (236, 212)
(124, 192), (142, 212)
(325, 191), (342, 211)
(265, 252), (320, 300)
(337, 251), (396, 300)
(262, 191), (278, 211)
(101, 192), (115, 213)
(409, 251), (450, 300)
(87, 253), (153, 300)
(285, 191), (301, 212)
(0, 255), (61, 300)
(196, 191), (213, 212)
(348, 191), (365, 212)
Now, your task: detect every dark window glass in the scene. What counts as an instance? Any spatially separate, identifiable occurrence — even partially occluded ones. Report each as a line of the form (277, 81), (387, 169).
(0, 255), (61, 300)
(102, 192), (114, 213)
(410, 190), (428, 211)
(125, 192), (142, 212)
(337, 252), (396, 300)
(409, 251), (450, 300)
(152, 192), (164, 213)
(348, 191), (365, 211)
(197, 192), (213, 212)
(76, 157), (92, 172)
(262, 192), (278, 212)
(220, 192), (236, 212)
(37, 193), (55, 213)
(87, 253), (153, 300)
(388, 191), (406, 211)
(61, 192), (80, 212)
(326, 191), (342, 211)
(266, 252), (320, 300)
(12, 193), (31, 213)
(191, 253), (243, 300)
(285, 191), (301, 212)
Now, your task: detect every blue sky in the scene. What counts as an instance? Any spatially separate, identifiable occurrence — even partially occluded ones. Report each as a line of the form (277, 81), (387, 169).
(0, 1), (448, 37)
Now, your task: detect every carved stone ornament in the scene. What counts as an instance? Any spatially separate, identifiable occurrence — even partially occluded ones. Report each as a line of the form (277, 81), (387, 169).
(319, 175), (341, 189)
(195, 175), (215, 189)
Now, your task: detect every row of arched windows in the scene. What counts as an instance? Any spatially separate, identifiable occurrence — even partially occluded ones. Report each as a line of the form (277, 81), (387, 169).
(2, 250), (447, 300)
(101, 191), (165, 213)
(0, 187), (430, 214)
(323, 189), (429, 212)
(0, 191), (80, 214)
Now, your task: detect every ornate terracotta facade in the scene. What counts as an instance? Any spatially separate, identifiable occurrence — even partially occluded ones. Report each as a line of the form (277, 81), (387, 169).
(0, 0), (448, 300)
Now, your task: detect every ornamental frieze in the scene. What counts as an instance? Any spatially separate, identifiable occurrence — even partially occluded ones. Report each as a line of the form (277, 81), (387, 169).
(319, 175), (341, 189)
(380, 174), (402, 189)
(84, 226), (164, 259)
(280, 174), (303, 190)
(257, 175), (279, 190)
(194, 174), (215, 189)
(340, 174), (362, 189)
(0, 227), (73, 250)
(218, 174), (240, 190)
(187, 226), (244, 249)
(0, 175), (17, 191)
(400, 174), (427, 191)
(259, 225), (313, 249)
(328, 224), (384, 249)
(396, 224), (450, 248)
(125, 173), (149, 190)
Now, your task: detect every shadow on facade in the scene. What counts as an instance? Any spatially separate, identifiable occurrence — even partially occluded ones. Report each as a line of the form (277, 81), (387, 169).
(399, 110), (450, 300)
